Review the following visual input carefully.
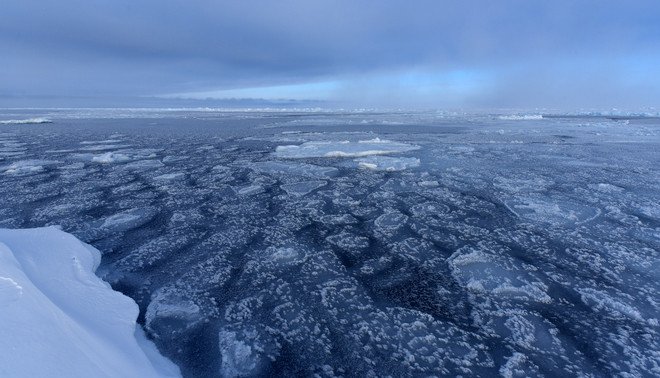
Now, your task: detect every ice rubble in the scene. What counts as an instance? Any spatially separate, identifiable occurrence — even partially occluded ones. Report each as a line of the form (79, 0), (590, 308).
(0, 227), (180, 377)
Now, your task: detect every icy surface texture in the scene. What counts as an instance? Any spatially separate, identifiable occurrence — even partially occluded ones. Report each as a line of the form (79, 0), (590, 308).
(0, 227), (180, 377)
(0, 110), (658, 377)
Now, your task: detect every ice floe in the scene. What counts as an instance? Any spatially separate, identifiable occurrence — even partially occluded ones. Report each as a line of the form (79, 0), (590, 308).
(498, 114), (544, 120)
(91, 152), (131, 163)
(0, 117), (52, 124)
(250, 161), (338, 178)
(275, 138), (419, 158)
(356, 156), (420, 171)
(1, 159), (59, 175)
(504, 195), (601, 225)
(280, 180), (327, 197)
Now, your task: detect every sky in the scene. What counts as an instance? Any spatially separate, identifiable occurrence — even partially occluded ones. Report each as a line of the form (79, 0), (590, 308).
(1, 1), (659, 109)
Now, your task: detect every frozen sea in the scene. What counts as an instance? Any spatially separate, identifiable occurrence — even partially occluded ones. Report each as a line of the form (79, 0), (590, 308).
(1, 109), (659, 377)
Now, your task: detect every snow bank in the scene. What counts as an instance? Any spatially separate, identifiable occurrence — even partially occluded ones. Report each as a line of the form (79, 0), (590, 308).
(275, 138), (419, 158)
(0, 118), (53, 125)
(0, 227), (180, 378)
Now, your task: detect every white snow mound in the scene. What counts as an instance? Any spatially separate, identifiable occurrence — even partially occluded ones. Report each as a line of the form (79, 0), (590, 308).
(0, 227), (180, 378)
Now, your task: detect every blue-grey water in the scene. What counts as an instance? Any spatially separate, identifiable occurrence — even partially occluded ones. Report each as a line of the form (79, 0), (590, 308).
(1, 109), (658, 377)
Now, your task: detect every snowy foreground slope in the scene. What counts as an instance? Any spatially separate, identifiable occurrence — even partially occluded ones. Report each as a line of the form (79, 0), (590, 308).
(0, 227), (180, 378)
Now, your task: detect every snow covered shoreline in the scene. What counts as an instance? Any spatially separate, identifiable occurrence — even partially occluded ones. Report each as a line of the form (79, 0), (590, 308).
(0, 227), (180, 378)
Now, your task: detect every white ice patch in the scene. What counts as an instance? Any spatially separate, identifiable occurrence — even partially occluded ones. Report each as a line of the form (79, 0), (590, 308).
(91, 152), (131, 163)
(578, 288), (644, 322)
(326, 232), (370, 251)
(448, 246), (552, 304)
(236, 185), (265, 196)
(267, 246), (305, 266)
(146, 291), (202, 327)
(280, 180), (327, 197)
(0, 118), (52, 124)
(504, 195), (600, 225)
(356, 156), (420, 171)
(162, 155), (188, 163)
(589, 183), (625, 193)
(250, 161), (338, 178)
(638, 204), (660, 221)
(493, 176), (553, 193)
(275, 138), (419, 158)
(0, 227), (180, 377)
(498, 114), (543, 120)
(375, 211), (409, 231)
(1, 159), (58, 175)
(125, 159), (164, 170)
(97, 208), (156, 234)
(80, 139), (123, 145)
(154, 173), (185, 181)
(58, 162), (85, 170)
(499, 352), (540, 378)
(218, 330), (264, 377)
(80, 144), (131, 151)
(418, 180), (439, 187)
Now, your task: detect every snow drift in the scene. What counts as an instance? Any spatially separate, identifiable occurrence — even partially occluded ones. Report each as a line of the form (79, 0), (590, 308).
(0, 227), (180, 378)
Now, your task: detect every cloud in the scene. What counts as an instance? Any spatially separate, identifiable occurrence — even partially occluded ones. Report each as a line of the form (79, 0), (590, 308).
(1, 1), (659, 109)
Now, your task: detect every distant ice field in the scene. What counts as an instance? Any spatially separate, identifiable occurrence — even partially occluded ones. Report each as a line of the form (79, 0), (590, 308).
(0, 109), (658, 377)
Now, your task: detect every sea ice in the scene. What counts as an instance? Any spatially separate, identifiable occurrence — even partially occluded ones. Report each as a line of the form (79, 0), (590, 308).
(1, 110), (657, 377)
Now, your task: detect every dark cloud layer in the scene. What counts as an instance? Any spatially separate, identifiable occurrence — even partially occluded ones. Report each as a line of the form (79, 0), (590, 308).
(1, 1), (659, 108)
